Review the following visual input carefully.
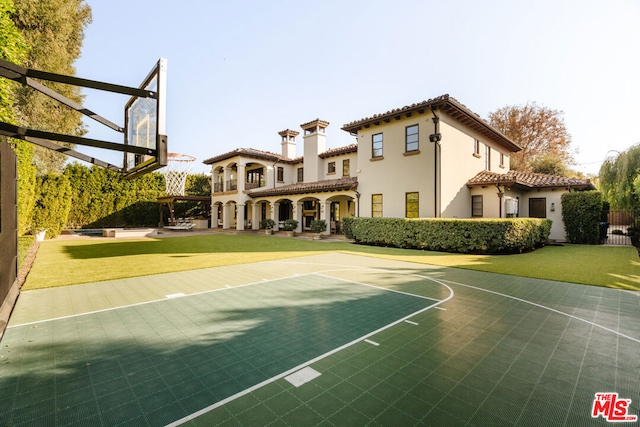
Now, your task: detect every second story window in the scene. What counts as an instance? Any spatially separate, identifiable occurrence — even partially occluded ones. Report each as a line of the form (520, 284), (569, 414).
(343, 159), (350, 176)
(328, 162), (336, 174)
(372, 133), (383, 158)
(499, 152), (505, 168)
(473, 139), (480, 157)
(277, 166), (284, 182)
(405, 125), (419, 152)
(484, 145), (491, 171)
(297, 167), (304, 182)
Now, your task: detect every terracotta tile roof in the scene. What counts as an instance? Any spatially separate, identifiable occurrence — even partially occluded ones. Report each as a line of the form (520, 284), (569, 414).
(319, 144), (357, 158)
(202, 148), (299, 165)
(341, 94), (521, 153)
(467, 170), (595, 190)
(248, 177), (358, 198)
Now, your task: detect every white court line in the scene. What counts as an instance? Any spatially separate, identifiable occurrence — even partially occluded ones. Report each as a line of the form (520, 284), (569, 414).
(364, 339), (380, 346)
(442, 278), (640, 345)
(8, 273), (316, 328)
(166, 269), (455, 426)
(165, 293), (185, 299)
(405, 320), (419, 325)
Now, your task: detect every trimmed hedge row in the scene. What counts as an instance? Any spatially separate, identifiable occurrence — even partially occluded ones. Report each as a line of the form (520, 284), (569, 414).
(342, 217), (552, 254)
(561, 191), (602, 245)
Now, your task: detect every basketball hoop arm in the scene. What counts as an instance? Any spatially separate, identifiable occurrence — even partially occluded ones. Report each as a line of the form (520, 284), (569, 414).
(0, 58), (166, 176)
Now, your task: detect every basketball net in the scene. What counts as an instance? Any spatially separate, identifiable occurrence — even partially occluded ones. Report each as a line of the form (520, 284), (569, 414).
(163, 153), (196, 196)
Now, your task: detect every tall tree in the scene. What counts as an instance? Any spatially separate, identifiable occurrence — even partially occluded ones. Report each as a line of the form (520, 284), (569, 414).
(11, 0), (92, 173)
(488, 102), (575, 173)
(599, 145), (640, 210)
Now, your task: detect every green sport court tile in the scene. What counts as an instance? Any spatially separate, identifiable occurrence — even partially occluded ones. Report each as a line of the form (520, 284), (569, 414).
(0, 272), (437, 426)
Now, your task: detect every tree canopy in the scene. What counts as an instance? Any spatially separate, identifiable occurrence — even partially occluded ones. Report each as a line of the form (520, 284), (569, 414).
(599, 145), (640, 210)
(11, 0), (92, 173)
(488, 102), (575, 174)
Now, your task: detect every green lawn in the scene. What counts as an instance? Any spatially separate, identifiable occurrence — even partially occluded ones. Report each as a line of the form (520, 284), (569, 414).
(23, 234), (640, 291)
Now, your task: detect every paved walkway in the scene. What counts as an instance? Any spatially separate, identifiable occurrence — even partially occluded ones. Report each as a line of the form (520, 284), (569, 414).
(2, 253), (639, 426)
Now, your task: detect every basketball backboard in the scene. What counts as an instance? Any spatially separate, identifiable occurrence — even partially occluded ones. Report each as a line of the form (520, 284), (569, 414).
(0, 57), (169, 180)
(123, 58), (168, 178)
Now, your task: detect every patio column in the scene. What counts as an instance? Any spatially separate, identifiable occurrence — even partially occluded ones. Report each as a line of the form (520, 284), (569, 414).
(211, 203), (220, 228)
(237, 164), (246, 192)
(293, 202), (302, 233)
(222, 203), (231, 229)
(236, 203), (245, 230)
(320, 200), (331, 235)
(252, 203), (260, 230)
(273, 202), (280, 231)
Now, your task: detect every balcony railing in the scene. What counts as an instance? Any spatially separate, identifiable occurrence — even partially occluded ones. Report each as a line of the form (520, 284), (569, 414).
(226, 179), (237, 191)
(213, 182), (224, 193)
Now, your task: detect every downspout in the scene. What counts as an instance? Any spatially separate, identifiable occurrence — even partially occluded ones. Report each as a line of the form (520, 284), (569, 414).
(496, 184), (503, 218)
(430, 109), (442, 218)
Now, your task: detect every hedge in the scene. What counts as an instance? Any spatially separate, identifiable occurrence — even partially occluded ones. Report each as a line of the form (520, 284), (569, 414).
(342, 217), (552, 254)
(32, 173), (73, 239)
(561, 191), (602, 245)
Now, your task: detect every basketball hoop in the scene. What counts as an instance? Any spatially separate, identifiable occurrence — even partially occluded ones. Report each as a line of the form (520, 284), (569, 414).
(163, 153), (196, 196)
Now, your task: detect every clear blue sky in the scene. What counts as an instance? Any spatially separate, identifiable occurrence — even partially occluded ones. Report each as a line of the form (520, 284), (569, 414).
(73, 0), (640, 176)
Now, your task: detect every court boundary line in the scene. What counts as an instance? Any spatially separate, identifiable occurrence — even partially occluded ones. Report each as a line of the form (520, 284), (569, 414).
(442, 278), (640, 344)
(8, 272), (321, 328)
(166, 271), (454, 426)
(312, 271), (442, 303)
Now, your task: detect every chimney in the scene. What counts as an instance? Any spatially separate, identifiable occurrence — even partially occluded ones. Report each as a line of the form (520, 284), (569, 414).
(301, 119), (329, 182)
(279, 129), (299, 159)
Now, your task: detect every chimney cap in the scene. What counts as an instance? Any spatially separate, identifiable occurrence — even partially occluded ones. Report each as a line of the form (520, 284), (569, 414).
(278, 129), (300, 137)
(300, 118), (330, 130)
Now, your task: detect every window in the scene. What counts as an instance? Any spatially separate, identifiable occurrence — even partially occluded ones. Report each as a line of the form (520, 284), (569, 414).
(484, 145), (491, 171)
(472, 195), (483, 217)
(328, 161), (336, 174)
(372, 133), (383, 158)
(406, 192), (419, 218)
(500, 152), (505, 168)
(372, 194), (383, 217)
(405, 125), (419, 152)
(529, 198), (546, 218)
(277, 166), (284, 182)
(343, 159), (350, 176)
(297, 167), (304, 182)
(474, 139), (480, 156)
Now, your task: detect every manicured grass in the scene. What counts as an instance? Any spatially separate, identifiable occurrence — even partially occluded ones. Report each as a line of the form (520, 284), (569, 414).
(24, 234), (640, 291)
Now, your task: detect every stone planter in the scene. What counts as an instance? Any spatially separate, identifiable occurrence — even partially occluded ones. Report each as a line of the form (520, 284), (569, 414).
(285, 231), (295, 237)
(35, 230), (47, 242)
(265, 229), (273, 235)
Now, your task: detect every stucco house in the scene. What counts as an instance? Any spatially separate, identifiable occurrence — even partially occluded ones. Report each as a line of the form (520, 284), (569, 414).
(204, 94), (594, 241)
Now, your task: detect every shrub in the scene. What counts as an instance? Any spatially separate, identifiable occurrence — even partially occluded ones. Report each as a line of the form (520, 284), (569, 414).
(260, 218), (275, 229)
(283, 219), (298, 231)
(310, 219), (327, 234)
(561, 191), (603, 244)
(343, 217), (551, 254)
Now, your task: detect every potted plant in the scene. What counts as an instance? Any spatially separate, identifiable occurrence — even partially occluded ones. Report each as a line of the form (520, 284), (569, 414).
(282, 219), (298, 237)
(310, 219), (326, 240)
(260, 218), (276, 235)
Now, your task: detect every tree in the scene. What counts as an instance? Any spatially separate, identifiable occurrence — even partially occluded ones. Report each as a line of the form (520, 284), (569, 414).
(599, 144), (640, 210)
(11, 0), (92, 174)
(488, 102), (575, 173)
